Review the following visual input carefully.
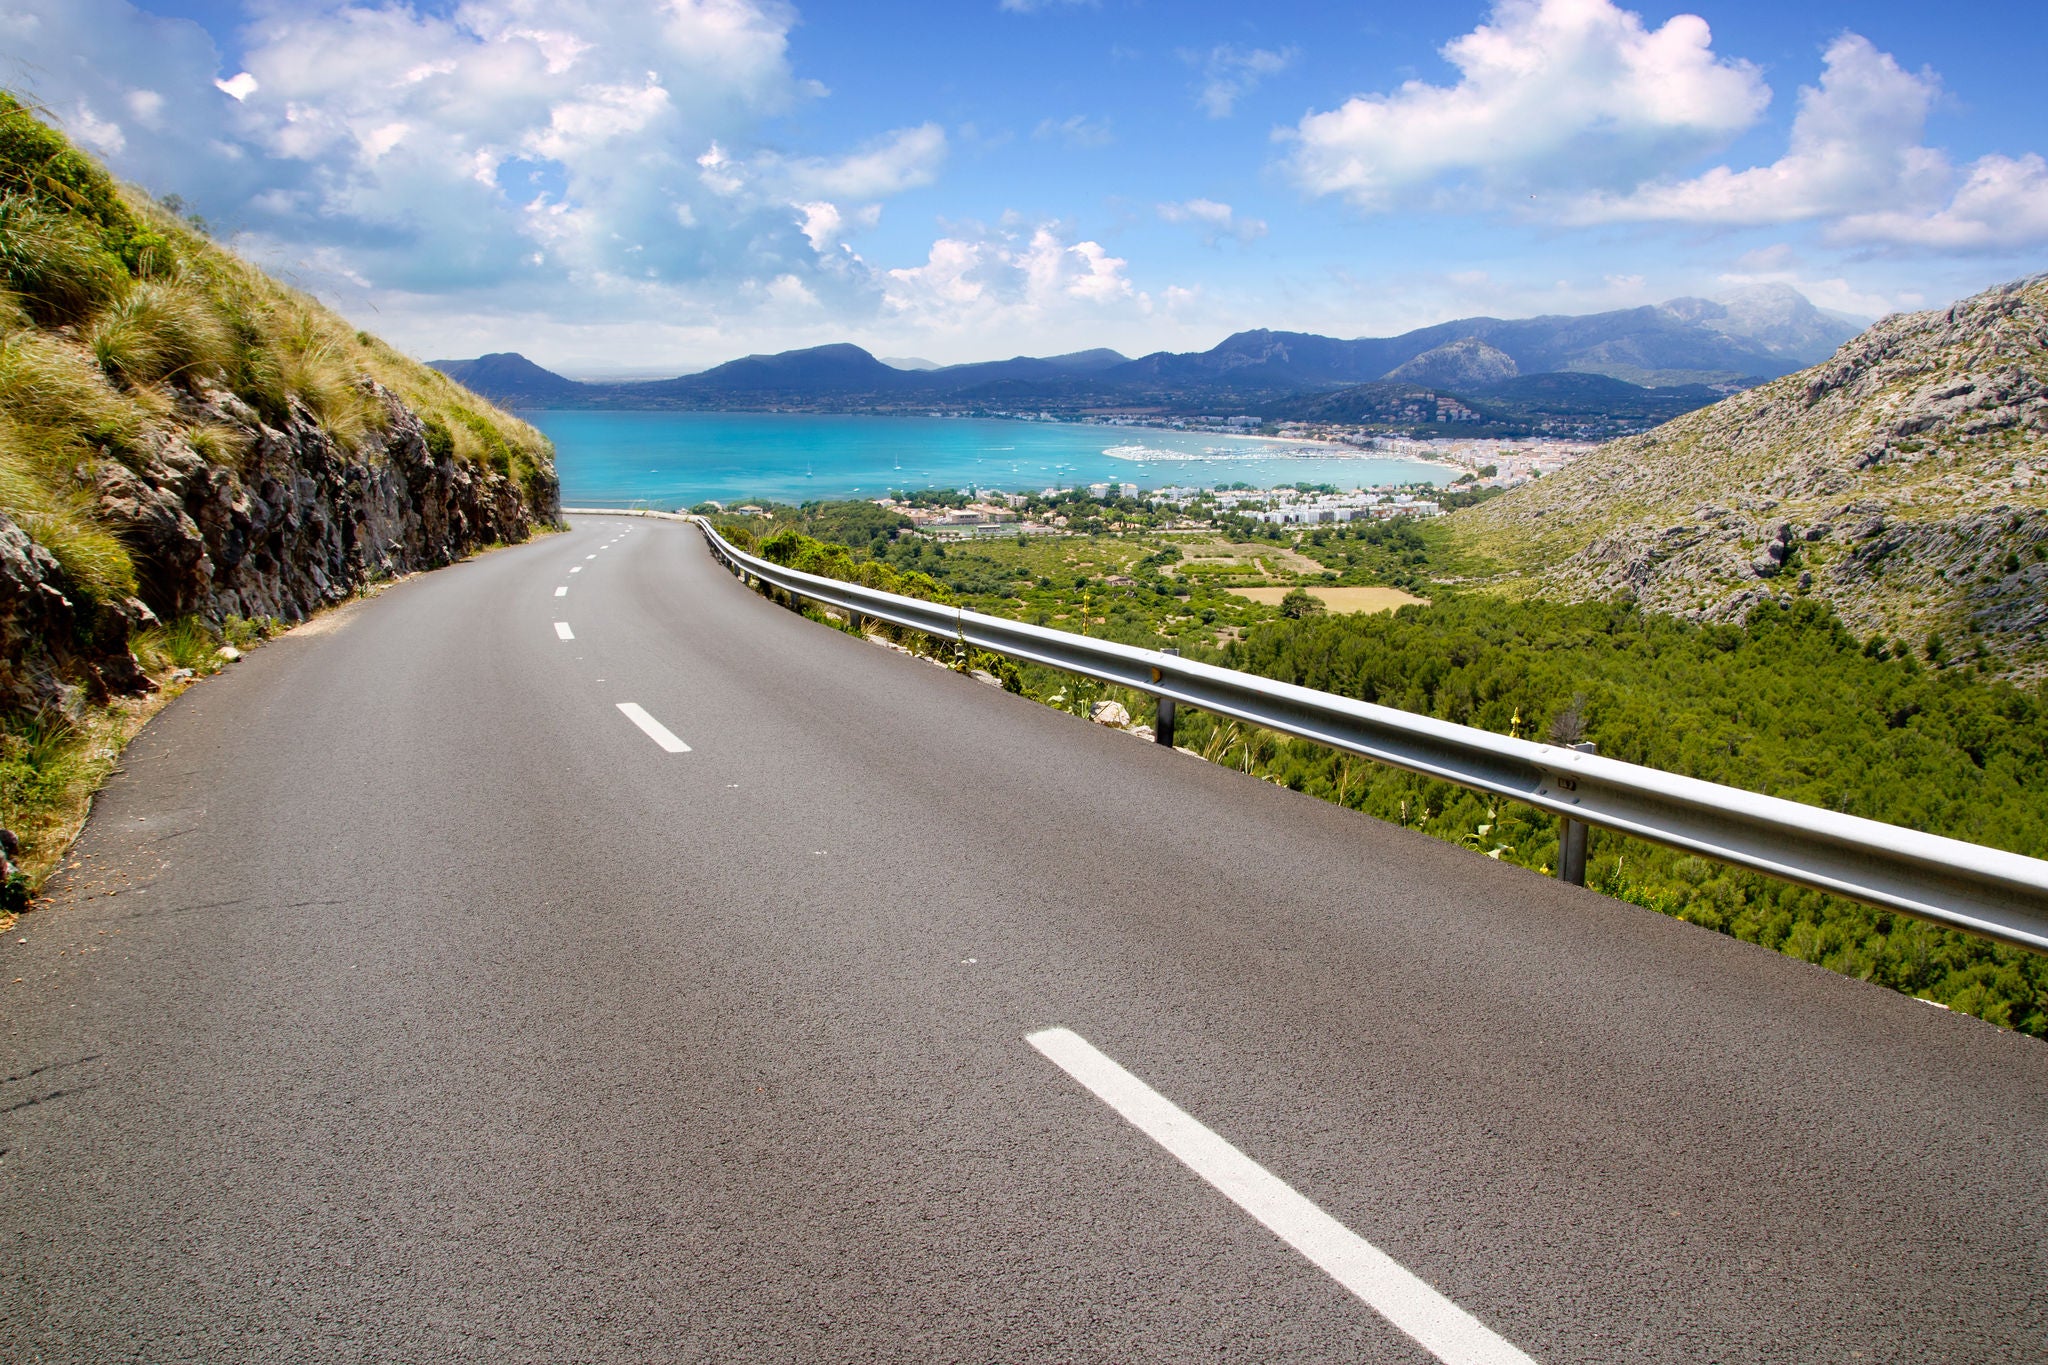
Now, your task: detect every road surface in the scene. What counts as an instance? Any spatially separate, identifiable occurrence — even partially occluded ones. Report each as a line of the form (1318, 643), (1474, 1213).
(3, 516), (2043, 1362)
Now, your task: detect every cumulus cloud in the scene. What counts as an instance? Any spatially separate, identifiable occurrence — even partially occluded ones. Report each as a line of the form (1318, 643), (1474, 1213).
(1190, 45), (1293, 119)
(1287, 0), (1766, 207)
(1836, 154), (2048, 252)
(1570, 36), (1944, 224)
(793, 199), (881, 254)
(0, 0), (958, 311)
(1157, 198), (1266, 245)
(883, 222), (1138, 335)
(1573, 34), (2048, 252)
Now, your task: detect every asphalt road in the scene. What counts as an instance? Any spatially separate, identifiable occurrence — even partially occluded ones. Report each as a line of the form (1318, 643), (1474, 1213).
(3, 516), (2044, 1363)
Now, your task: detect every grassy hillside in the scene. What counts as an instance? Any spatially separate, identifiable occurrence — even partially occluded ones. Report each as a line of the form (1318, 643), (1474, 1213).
(0, 91), (553, 617)
(1445, 273), (2048, 680)
(0, 93), (556, 913)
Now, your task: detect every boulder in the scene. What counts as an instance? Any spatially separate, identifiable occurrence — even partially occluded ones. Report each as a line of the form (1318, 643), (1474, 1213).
(1089, 700), (1131, 728)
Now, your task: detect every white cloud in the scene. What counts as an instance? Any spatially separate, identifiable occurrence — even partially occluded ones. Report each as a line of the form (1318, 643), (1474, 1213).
(0, 0), (958, 303)
(884, 222), (1138, 334)
(1157, 198), (1267, 245)
(793, 199), (880, 253)
(1837, 154), (2048, 251)
(124, 89), (166, 128)
(1569, 33), (2048, 252)
(1570, 35), (1944, 224)
(760, 273), (820, 309)
(1190, 45), (1293, 119)
(692, 124), (945, 205)
(1287, 0), (1766, 208)
(69, 103), (126, 154)
(780, 123), (946, 200)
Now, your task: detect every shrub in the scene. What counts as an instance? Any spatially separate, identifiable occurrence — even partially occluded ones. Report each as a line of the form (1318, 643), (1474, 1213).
(0, 330), (145, 457)
(1278, 587), (1325, 618)
(0, 194), (125, 325)
(0, 93), (137, 239)
(130, 615), (219, 673)
(85, 276), (232, 388)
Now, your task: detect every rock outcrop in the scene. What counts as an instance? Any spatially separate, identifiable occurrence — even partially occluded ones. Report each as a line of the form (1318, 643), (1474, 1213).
(0, 383), (557, 714)
(1450, 273), (2048, 678)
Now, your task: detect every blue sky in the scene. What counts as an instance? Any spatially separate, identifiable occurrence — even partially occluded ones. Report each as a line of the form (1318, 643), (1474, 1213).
(5, 0), (2045, 374)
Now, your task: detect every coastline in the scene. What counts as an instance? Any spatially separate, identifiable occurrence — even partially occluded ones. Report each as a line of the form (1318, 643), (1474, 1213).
(531, 408), (1466, 505)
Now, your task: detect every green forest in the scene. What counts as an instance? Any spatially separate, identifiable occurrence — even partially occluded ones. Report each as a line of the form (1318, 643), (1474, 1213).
(713, 503), (2048, 1034)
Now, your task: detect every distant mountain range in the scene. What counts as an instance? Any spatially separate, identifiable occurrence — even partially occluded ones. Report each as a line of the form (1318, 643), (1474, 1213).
(433, 284), (1867, 433)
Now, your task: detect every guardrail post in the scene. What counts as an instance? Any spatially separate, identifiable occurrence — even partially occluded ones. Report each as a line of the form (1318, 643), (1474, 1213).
(1155, 647), (1180, 747)
(1557, 740), (1597, 886)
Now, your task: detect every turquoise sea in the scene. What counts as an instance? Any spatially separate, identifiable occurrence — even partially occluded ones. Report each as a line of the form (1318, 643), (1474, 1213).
(529, 410), (1456, 507)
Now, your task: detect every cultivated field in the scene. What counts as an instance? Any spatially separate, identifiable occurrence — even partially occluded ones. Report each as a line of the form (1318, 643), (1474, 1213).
(1227, 585), (1426, 613)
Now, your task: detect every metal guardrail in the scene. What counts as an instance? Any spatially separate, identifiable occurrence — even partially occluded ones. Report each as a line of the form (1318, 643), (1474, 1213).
(570, 509), (2048, 953)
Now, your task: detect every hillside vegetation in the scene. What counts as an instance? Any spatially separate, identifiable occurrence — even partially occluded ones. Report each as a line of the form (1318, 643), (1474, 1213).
(0, 93), (553, 608)
(1447, 273), (2048, 679)
(0, 93), (557, 906)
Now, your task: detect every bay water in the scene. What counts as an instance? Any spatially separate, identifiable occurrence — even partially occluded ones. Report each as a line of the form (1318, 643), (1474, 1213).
(530, 410), (1457, 507)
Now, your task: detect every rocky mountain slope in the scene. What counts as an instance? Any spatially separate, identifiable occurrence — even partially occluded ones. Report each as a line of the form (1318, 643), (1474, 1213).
(0, 94), (558, 716)
(1384, 337), (1520, 387)
(1448, 273), (2048, 679)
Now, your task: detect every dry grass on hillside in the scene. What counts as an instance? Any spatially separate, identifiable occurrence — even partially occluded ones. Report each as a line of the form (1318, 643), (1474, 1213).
(0, 91), (553, 615)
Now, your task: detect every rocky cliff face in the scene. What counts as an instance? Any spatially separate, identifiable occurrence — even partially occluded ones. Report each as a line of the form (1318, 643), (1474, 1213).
(0, 383), (557, 713)
(1450, 273), (2048, 678)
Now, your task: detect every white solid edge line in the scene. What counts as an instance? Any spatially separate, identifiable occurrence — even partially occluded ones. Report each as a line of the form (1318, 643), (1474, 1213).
(616, 702), (691, 753)
(1026, 1028), (1536, 1365)
(554, 586), (567, 597)
(554, 622), (574, 640)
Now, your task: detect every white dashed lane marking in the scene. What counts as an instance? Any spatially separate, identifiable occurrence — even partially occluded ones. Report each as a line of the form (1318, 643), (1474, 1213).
(1027, 1028), (1536, 1365)
(616, 702), (691, 753)
(554, 622), (574, 640)
(554, 586), (567, 597)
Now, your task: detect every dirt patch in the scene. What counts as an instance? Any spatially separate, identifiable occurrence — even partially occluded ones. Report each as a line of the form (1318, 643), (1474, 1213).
(1176, 539), (1325, 575)
(1227, 585), (1427, 613)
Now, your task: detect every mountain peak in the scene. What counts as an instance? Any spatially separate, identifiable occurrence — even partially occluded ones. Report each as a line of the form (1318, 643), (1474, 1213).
(1656, 284), (1866, 361)
(429, 352), (581, 399)
(1383, 336), (1519, 387)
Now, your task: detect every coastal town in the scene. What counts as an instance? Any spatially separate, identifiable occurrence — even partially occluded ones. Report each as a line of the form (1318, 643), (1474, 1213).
(707, 432), (1597, 537)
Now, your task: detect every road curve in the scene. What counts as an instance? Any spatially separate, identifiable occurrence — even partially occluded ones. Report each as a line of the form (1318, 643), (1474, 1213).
(3, 516), (2043, 1363)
